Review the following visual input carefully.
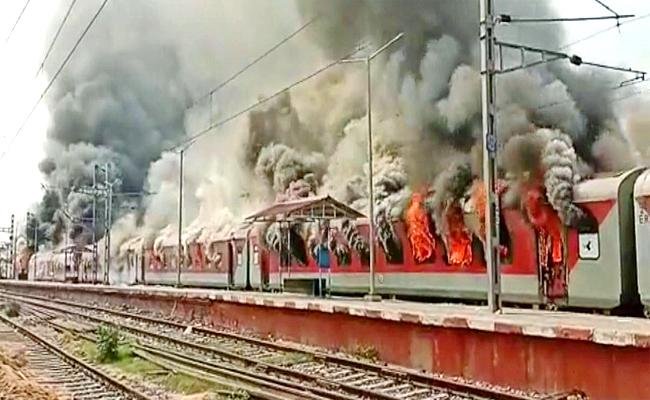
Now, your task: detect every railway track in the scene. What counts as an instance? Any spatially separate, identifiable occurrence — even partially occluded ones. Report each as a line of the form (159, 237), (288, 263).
(0, 312), (153, 400)
(0, 290), (587, 400)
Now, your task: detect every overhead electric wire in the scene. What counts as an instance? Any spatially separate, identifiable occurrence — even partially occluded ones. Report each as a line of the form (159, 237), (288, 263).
(506, 14), (634, 23)
(528, 79), (650, 112)
(4, 0), (31, 43)
(0, 0), (110, 163)
(35, 0), (78, 77)
(560, 12), (650, 49)
(593, 0), (619, 17)
(188, 15), (320, 110)
(173, 47), (365, 152)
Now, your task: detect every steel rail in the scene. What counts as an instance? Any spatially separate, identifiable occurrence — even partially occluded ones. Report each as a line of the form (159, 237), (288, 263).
(37, 317), (303, 400)
(4, 294), (370, 400)
(1, 290), (586, 400)
(0, 312), (154, 400)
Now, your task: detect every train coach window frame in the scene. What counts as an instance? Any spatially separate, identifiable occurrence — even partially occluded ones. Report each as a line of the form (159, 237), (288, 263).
(253, 245), (260, 265)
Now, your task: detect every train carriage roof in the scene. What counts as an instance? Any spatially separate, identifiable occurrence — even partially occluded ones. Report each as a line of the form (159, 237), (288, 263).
(634, 169), (650, 198)
(573, 168), (644, 203)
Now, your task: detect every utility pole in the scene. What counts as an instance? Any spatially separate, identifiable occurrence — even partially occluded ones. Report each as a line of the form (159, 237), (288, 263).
(73, 164), (117, 284)
(92, 165), (98, 282)
(0, 215), (14, 279)
(478, 2), (645, 313)
(96, 163), (116, 284)
(480, 0), (501, 313)
(340, 32), (404, 301)
(177, 148), (184, 287)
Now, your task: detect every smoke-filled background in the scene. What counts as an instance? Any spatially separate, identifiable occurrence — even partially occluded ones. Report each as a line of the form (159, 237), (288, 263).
(19, 0), (649, 267)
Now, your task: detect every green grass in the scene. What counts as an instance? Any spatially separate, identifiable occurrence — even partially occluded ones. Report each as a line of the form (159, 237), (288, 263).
(69, 337), (237, 396)
(264, 351), (313, 366)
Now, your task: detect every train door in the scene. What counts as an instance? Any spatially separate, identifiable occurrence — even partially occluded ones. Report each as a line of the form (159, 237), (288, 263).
(227, 242), (235, 287)
(536, 230), (568, 304)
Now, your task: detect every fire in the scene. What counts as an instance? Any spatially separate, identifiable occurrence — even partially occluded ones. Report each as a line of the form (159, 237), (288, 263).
(469, 179), (508, 258)
(444, 205), (473, 266)
(523, 185), (563, 265)
(405, 192), (435, 262)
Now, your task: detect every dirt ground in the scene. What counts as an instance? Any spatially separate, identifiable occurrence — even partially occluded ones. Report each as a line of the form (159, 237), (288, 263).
(0, 343), (59, 400)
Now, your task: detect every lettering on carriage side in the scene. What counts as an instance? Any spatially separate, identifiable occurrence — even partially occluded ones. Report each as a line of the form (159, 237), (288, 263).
(639, 208), (650, 225)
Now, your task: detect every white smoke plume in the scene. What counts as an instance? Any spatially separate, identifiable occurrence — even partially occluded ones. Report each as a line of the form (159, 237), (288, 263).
(541, 130), (586, 227)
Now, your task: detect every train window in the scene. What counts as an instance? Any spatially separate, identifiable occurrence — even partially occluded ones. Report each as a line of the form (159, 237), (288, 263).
(237, 250), (243, 266)
(578, 232), (600, 260)
(253, 245), (260, 265)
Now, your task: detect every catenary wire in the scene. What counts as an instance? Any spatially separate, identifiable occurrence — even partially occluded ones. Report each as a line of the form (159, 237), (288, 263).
(34, 0), (78, 77)
(187, 15), (320, 111)
(172, 47), (366, 152)
(560, 12), (650, 49)
(0, 0), (110, 163)
(4, 0), (31, 43)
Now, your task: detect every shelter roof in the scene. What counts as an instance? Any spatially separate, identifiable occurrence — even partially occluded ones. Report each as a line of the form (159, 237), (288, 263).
(246, 195), (364, 223)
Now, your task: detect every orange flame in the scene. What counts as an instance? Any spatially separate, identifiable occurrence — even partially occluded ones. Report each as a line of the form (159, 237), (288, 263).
(523, 185), (563, 264)
(445, 205), (473, 266)
(405, 193), (435, 262)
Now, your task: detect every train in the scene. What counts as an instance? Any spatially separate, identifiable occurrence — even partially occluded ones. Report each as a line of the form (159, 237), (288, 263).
(21, 166), (650, 315)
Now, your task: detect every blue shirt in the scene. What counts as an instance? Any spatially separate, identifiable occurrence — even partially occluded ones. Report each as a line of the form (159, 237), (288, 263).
(317, 245), (330, 269)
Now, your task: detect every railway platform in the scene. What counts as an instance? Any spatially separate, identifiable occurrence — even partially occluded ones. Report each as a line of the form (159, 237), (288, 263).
(1, 280), (648, 400)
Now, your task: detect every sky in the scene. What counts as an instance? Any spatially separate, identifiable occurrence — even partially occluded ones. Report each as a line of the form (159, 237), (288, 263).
(0, 0), (649, 239)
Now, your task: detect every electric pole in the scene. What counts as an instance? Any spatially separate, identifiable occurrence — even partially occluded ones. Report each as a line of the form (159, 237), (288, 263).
(480, 0), (501, 313)
(177, 148), (184, 287)
(93, 165), (98, 282)
(339, 32), (404, 301)
(479, 1), (645, 313)
(0, 215), (14, 279)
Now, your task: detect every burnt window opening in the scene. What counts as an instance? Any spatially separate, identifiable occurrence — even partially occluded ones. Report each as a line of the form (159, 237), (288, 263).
(499, 216), (513, 264)
(289, 226), (308, 266)
(382, 239), (404, 265)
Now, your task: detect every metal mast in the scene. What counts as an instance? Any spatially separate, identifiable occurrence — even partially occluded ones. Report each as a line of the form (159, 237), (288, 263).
(92, 165), (98, 282)
(340, 32), (404, 301)
(480, 0), (501, 313)
(177, 148), (184, 287)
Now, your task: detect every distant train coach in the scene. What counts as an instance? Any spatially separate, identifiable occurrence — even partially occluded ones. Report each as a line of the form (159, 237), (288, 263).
(26, 167), (650, 314)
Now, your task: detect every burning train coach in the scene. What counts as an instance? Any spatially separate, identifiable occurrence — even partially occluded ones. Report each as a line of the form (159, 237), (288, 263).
(25, 165), (650, 314)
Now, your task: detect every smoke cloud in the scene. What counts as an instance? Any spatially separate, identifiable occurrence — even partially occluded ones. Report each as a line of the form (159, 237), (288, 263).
(31, 0), (646, 275)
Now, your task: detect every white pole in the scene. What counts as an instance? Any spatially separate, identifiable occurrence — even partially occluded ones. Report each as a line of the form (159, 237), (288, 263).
(480, 0), (502, 313)
(365, 56), (379, 300)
